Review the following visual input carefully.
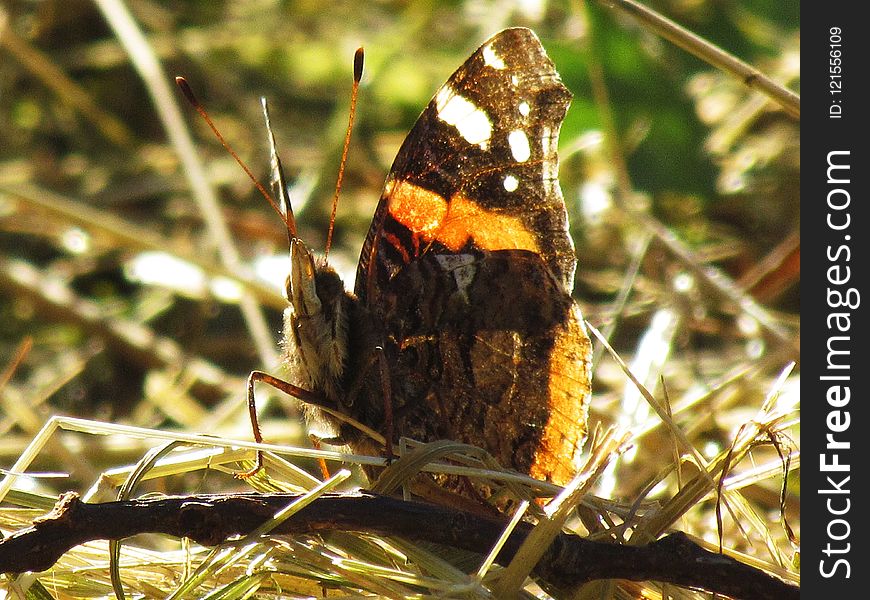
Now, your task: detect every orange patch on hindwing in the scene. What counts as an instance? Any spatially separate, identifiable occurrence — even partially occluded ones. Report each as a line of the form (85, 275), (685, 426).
(387, 180), (540, 253)
(529, 304), (593, 485)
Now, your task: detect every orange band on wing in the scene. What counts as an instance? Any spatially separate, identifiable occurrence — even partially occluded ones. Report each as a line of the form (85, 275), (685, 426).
(387, 180), (540, 253)
(529, 304), (592, 486)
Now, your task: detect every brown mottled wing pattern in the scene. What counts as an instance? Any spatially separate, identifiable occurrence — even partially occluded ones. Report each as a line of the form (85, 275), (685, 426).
(353, 28), (591, 485)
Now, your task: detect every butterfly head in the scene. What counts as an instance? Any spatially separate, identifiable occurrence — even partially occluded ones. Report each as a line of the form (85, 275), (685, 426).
(282, 237), (350, 406)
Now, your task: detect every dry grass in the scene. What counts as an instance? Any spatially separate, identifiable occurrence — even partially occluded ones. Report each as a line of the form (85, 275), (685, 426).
(1, 0), (798, 598)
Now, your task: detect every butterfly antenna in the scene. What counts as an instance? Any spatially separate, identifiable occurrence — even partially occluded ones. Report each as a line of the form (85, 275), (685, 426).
(324, 47), (364, 260)
(175, 76), (296, 238)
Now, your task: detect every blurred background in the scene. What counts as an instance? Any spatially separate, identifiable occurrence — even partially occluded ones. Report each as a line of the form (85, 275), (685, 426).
(0, 0), (799, 592)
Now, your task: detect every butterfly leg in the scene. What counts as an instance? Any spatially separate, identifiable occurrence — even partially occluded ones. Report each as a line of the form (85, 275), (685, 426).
(343, 346), (395, 462)
(374, 346), (395, 463)
(237, 370), (328, 479)
(308, 434), (332, 480)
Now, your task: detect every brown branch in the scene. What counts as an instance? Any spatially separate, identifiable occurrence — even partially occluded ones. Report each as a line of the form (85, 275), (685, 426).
(0, 492), (797, 599)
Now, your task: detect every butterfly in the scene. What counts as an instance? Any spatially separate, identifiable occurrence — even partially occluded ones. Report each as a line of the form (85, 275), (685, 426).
(256, 27), (592, 491)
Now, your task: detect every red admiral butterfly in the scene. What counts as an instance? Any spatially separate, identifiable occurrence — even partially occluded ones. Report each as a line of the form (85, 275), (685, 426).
(265, 27), (592, 489)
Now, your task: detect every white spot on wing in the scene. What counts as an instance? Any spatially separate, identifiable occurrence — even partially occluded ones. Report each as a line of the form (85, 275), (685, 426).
(503, 174), (519, 192)
(482, 44), (506, 69)
(435, 86), (492, 149)
(508, 130), (531, 162)
(518, 101), (531, 117)
(436, 254), (477, 302)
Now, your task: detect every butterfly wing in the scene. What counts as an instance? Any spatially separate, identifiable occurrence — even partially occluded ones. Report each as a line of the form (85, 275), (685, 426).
(352, 28), (591, 485)
(356, 27), (575, 303)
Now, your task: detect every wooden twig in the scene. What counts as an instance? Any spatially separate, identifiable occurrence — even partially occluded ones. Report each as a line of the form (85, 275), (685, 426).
(0, 491), (799, 599)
